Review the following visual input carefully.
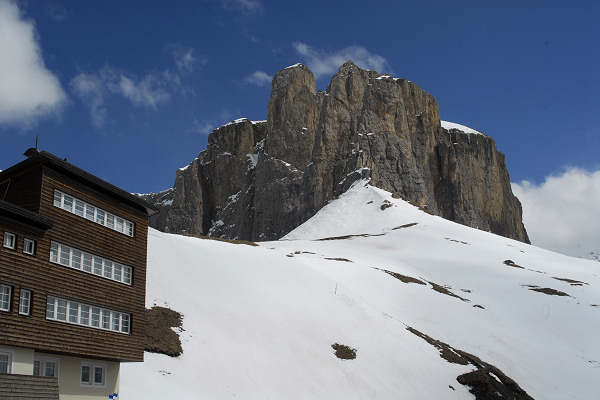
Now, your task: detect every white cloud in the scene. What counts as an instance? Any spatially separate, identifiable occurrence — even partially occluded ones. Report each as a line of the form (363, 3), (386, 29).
(70, 67), (180, 128)
(70, 71), (107, 128)
(189, 110), (236, 135)
(292, 42), (392, 79)
(512, 167), (600, 261)
(0, 0), (67, 128)
(171, 47), (205, 73)
(222, 0), (262, 14)
(189, 119), (216, 135)
(115, 74), (171, 108)
(245, 70), (271, 86)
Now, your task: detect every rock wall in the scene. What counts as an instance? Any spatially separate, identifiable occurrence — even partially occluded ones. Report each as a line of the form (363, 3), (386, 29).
(141, 62), (529, 243)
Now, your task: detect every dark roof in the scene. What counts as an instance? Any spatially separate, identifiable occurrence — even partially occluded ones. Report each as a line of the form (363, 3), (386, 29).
(0, 149), (158, 216)
(0, 200), (54, 230)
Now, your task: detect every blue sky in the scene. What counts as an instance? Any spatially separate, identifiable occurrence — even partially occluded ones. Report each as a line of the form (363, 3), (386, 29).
(1, 0), (598, 195)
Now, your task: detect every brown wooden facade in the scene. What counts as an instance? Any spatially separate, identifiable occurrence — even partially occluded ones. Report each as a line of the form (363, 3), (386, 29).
(0, 374), (59, 400)
(0, 150), (156, 363)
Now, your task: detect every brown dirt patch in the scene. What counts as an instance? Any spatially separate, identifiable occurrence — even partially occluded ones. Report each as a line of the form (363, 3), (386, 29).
(407, 327), (534, 400)
(318, 233), (385, 241)
(523, 285), (570, 297)
(445, 237), (469, 245)
(287, 250), (317, 257)
(331, 343), (357, 360)
(473, 304), (485, 309)
(591, 304), (599, 307)
(392, 222), (418, 230)
(145, 306), (183, 357)
(526, 268), (546, 274)
(503, 260), (524, 269)
(428, 281), (470, 302)
(324, 257), (353, 262)
(183, 234), (258, 246)
(374, 268), (426, 285)
(380, 200), (393, 210)
(552, 277), (588, 286)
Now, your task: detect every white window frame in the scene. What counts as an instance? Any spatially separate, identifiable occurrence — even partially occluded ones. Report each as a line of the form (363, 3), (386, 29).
(49, 241), (133, 286)
(23, 238), (35, 255)
(53, 189), (135, 237)
(3, 232), (16, 249)
(0, 284), (12, 312)
(80, 362), (106, 387)
(33, 356), (59, 378)
(46, 296), (131, 335)
(19, 289), (32, 316)
(0, 349), (13, 374)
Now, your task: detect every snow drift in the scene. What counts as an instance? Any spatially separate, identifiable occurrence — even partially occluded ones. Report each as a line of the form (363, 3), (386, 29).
(122, 181), (599, 399)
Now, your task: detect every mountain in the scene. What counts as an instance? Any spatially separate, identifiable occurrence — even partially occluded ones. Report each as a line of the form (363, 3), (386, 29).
(122, 181), (598, 399)
(140, 62), (529, 243)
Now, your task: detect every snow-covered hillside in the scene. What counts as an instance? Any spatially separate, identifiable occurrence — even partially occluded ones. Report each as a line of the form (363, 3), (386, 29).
(122, 181), (599, 399)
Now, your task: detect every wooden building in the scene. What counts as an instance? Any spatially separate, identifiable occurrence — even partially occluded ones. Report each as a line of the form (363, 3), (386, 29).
(0, 149), (157, 399)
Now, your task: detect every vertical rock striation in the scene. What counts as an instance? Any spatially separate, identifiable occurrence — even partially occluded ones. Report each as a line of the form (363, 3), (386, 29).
(140, 62), (529, 243)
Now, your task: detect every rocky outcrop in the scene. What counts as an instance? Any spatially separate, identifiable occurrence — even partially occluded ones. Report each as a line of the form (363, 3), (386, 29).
(141, 62), (529, 243)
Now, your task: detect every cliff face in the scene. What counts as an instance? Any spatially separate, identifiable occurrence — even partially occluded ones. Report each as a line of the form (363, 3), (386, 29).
(142, 62), (529, 243)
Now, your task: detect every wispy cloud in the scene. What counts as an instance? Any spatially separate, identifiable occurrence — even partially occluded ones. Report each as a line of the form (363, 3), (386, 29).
(70, 46), (201, 128)
(221, 0), (262, 14)
(245, 70), (271, 86)
(189, 119), (217, 135)
(0, 0), (67, 128)
(70, 67), (183, 128)
(189, 110), (236, 135)
(70, 70), (108, 128)
(171, 46), (206, 73)
(292, 42), (392, 79)
(512, 167), (600, 260)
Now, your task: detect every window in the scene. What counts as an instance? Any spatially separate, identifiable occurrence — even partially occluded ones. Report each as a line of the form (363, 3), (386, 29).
(23, 238), (36, 255)
(49, 241), (133, 285)
(53, 190), (135, 237)
(68, 302), (79, 323)
(0, 352), (11, 374)
(81, 363), (105, 386)
(91, 307), (100, 328)
(19, 289), (31, 315)
(121, 314), (130, 334)
(33, 358), (58, 378)
(3, 232), (16, 249)
(46, 296), (56, 319)
(56, 299), (67, 321)
(75, 199), (85, 217)
(0, 284), (11, 311)
(94, 366), (104, 385)
(46, 296), (130, 334)
(80, 364), (91, 384)
(50, 242), (58, 263)
(44, 361), (57, 378)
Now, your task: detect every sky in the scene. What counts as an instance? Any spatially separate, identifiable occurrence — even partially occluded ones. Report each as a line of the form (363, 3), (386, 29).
(0, 0), (598, 256)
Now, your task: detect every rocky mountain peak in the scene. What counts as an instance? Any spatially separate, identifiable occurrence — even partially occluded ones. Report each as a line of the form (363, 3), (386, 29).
(141, 61), (529, 243)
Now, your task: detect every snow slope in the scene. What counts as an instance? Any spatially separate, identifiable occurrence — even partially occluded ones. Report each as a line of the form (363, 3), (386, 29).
(122, 181), (599, 399)
(441, 120), (483, 135)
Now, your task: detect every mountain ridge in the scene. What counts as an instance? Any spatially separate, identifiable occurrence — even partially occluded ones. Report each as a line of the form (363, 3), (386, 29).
(140, 61), (529, 243)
